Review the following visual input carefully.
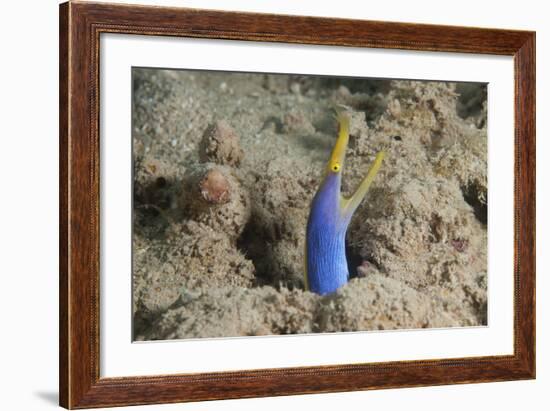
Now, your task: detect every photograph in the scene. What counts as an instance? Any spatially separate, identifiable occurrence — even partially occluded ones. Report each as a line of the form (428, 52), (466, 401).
(131, 68), (488, 341)
(1, 0), (543, 409)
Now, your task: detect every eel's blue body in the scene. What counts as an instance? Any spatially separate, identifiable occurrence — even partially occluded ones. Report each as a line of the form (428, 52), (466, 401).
(306, 172), (350, 295)
(305, 113), (384, 295)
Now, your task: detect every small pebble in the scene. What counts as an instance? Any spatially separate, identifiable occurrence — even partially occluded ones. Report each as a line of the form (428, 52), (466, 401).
(290, 82), (301, 95)
(199, 120), (244, 167)
(200, 169), (231, 204)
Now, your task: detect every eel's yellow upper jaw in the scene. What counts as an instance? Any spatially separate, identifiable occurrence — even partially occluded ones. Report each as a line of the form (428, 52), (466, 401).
(327, 113), (350, 174)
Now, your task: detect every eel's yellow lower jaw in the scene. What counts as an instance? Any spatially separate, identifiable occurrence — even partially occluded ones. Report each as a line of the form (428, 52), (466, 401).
(341, 151), (385, 218)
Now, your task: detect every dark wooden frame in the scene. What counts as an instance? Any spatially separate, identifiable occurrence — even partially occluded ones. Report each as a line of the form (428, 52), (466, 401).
(59, 1), (536, 409)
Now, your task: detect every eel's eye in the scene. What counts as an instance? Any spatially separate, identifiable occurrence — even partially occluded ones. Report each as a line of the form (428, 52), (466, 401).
(332, 163), (341, 172)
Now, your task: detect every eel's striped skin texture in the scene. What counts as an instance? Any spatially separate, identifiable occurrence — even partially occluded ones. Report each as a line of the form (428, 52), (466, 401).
(305, 113), (384, 295)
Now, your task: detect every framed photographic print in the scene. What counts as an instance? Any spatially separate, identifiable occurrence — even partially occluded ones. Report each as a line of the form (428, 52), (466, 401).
(59, 1), (535, 408)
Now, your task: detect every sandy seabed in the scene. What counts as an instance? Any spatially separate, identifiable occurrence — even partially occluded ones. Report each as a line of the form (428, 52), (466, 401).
(132, 68), (487, 341)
